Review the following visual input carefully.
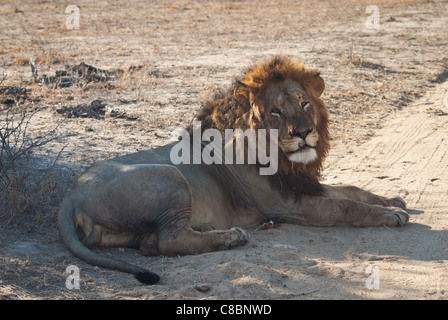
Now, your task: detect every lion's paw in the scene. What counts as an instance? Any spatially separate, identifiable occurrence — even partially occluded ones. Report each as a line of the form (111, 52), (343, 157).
(226, 227), (250, 248)
(384, 207), (410, 227)
(387, 196), (407, 209)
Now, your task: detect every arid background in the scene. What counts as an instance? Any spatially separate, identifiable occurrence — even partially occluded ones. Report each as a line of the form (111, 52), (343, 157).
(1, 0), (447, 299)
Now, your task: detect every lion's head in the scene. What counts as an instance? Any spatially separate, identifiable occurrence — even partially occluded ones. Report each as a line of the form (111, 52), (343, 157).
(190, 55), (330, 180)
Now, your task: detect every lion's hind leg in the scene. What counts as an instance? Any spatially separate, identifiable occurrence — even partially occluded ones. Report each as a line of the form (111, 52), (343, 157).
(157, 222), (250, 256)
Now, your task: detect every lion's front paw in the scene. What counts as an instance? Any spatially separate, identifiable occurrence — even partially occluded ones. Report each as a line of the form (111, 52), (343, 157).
(226, 227), (250, 248)
(384, 207), (410, 227)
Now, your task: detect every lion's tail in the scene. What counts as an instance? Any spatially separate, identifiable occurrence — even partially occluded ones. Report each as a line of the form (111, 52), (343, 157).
(57, 198), (160, 285)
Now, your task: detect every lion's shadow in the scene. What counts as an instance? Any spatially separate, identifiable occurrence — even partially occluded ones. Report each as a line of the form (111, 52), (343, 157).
(265, 208), (446, 264)
(407, 208), (425, 215)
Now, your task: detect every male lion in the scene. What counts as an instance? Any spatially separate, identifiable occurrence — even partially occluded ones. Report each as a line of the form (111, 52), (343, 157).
(58, 56), (409, 284)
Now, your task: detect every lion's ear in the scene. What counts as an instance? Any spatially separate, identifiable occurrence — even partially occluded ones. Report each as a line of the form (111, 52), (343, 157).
(308, 73), (325, 97)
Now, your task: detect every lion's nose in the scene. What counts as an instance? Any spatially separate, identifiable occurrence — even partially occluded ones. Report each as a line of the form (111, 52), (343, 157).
(289, 126), (312, 139)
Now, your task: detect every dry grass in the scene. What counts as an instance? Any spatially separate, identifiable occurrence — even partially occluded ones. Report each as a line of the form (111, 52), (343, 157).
(12, 53), (68, 67)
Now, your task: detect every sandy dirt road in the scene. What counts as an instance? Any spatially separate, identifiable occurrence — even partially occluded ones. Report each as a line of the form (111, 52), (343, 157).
(316, 79), (448, 299)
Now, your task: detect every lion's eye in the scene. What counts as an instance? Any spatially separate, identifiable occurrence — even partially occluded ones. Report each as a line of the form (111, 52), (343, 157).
(301, 102), (310, 111)
(271, 109), (281, 117)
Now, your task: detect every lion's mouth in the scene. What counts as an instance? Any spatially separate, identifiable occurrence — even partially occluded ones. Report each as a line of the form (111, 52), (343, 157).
(288, 144), (311, 153)
(284, 143), (313, 155)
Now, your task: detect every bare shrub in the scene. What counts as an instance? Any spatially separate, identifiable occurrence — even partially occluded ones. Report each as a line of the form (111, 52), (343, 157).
(0, 102), (68, 228)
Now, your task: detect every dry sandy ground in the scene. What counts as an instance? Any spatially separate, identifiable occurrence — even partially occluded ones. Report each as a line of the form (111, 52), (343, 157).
(0, 0), (448, 300)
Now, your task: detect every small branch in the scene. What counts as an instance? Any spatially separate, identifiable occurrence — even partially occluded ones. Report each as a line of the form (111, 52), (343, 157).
(30, 58), (39, 82)
(0, 72), (6, 85)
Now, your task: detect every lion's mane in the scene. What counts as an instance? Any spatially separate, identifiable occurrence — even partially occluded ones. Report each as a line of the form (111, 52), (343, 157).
(188, 55), (330, 195)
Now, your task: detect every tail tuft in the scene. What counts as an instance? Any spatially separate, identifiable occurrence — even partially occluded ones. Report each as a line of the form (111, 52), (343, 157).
(135, 271), (160, 285)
